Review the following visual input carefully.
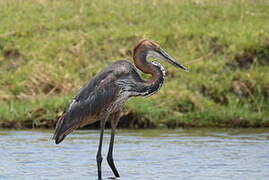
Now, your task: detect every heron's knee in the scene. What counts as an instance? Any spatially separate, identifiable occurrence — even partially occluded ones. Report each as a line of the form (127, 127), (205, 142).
(107, 155), (114, 165)
(96, 154), (103, 164)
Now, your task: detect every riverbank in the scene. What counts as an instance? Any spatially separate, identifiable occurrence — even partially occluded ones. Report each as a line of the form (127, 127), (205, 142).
(0, 0), (269, 128)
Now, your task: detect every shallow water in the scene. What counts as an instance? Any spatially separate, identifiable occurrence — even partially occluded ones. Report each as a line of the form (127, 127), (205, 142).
(0, 128), (269, 180)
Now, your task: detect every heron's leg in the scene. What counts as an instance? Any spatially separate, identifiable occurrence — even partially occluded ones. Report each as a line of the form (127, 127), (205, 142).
(107, 111), (120, 177)
(107, 128), (120, 177)
(96, 114), (108, 180)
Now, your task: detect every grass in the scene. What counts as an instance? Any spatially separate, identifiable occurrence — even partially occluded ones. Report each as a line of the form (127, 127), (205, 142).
(0, 0), (269, 128)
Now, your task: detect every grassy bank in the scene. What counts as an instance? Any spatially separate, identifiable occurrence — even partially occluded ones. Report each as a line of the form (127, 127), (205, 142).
(0, 0), (269, 128)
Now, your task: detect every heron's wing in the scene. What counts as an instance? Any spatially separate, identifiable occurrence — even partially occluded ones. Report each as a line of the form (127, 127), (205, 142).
(53, 71), (120, 144)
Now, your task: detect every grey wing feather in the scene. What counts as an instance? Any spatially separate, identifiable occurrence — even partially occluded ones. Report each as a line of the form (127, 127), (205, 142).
(53, 71), (120, 144)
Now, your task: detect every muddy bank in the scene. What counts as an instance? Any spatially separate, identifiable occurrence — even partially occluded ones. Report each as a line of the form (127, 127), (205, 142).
(1, 111), (269, 129)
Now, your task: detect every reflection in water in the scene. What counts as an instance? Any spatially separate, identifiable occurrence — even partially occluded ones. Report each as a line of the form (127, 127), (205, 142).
(0, 128), (269, 180)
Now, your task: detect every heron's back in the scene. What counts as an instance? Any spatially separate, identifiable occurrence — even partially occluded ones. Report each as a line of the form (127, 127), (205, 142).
(53, 60), (139, 144)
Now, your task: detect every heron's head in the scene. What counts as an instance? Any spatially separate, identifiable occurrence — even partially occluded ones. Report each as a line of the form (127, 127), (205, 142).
(134, 40), (189, 72)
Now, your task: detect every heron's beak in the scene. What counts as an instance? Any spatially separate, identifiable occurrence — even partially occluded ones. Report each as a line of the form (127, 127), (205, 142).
(159, 49), (189, 72)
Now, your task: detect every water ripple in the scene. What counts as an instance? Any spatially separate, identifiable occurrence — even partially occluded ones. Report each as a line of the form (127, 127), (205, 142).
(0, 128), (269, 180)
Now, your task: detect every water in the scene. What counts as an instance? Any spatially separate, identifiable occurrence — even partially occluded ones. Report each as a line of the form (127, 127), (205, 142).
(0, 128), (269, 180)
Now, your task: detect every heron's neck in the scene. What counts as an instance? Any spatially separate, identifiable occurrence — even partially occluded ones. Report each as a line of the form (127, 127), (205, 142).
(133, 48), (165, 96)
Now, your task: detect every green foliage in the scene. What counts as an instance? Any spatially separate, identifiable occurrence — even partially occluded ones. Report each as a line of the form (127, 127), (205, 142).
(0, 0), (269, 128)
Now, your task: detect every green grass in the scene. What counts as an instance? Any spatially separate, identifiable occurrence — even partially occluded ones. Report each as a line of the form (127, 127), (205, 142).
(0, 0), (269, 128)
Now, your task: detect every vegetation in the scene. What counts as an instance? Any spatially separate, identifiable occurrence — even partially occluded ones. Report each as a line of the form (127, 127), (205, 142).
(0, 0), (269, 128)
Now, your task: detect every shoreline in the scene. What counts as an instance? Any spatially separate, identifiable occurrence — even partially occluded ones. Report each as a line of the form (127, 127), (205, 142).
(1, 115), (268, 129)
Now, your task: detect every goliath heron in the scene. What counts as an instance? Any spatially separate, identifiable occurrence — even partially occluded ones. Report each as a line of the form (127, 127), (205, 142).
(53, 40), (188, 179)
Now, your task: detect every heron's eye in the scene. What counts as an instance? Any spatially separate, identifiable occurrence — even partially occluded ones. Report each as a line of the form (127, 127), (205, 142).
(155, 48), (161, 53)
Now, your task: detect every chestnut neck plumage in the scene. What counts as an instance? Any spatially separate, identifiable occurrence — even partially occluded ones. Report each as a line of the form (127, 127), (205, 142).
(132, 43), (165, 97)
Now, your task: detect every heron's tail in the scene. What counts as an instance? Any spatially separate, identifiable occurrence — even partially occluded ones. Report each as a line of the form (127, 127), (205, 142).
(53, 114), (67, 144)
